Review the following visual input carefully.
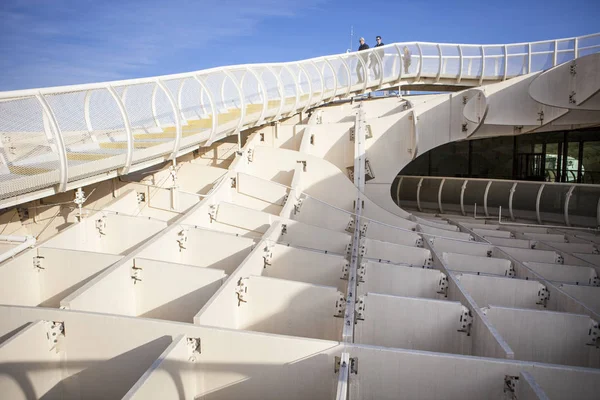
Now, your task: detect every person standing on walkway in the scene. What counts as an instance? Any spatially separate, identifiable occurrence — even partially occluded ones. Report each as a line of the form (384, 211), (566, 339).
(356, 37), (370, 83)
(373, 35), (385, 80)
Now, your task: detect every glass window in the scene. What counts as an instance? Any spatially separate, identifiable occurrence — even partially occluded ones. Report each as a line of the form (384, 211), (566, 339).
(545, 143), (559, 182)
(566, 141), (580, 182)
(582, 141), (600, 184)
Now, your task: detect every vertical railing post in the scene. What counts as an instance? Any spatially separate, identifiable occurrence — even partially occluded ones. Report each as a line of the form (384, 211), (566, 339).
(553, 40), (558, 67)
(564, 185), (575, 226)
(393, 44), (403, 83)
(282, 64), (300, 117)
(503, 45), (508, 80)
(338, 56), (352, 98)
(36, 93), (69, 192)
(483, 180), (492, 217)
(310, 60), (326, 105)
(266, 65), (285, 121)
(435, 44), (442, 82)
(176, 79), (187, 122)
(297, 63), (313, 113)
(107, 85), (134, 174)
(243, 67), (268, 126)
(535, 184), (545, 224)
(479, 46), (486, 85)
(83, 90), (93, 133)
(574, 37), (579, 59)
(222, 69), (246, 151)
(527, 43), (532, 74)
(457, 45), (463, 83)
(323, 58), (338, 103)
(415, 43), (423, 81)
(156, 79), (182, 161)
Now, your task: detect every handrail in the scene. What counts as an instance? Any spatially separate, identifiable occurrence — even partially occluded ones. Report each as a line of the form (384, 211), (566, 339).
(0, 32), (599, 205)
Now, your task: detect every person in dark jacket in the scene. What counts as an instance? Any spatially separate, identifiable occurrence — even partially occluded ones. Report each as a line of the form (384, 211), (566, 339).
(357, 37), (370, 83)
(373, 35), (385, 79)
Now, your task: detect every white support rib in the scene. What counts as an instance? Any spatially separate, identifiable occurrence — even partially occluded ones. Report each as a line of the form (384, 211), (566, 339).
(222, 69), (246, 150)
(503, 45), (508, 80)
(564, 185), (575, 226)
(479, 46), (486, 86)
(435, 44), (442, 82)
(575, 37), (579, 58)
(393, 44), (403, 83)
(457, 45), (464, 83)
(36, 93), (68, 192)
(438, 178), (445, 213)
(338, 56), (352, 98)
(553, 40), (558, 67)
(536, 184), (545, 224)
(483, 180), (492, 217)
(396, 176), (404, 207)
(107, 85), (134, 174)
(372, 49), (385, 88)
(151, 84), (161, 129)
(416, 177), (423, 212)
(360, 52), (369, 93)
(297, 63), (314, 113)
(176, 79), (187, 122)
(415, 43), (423, 81)
(527, 43), (532, 74)
(282, 64), (300, 117)
(509, 182), (517, 221)
(460, 180), (468, 216)
(311, 60), (327, 105)
(266, 66), (285, 121)
(192, 75), (217, 145)
(83, 90), (93, 133)
(156, 79), (182, 160)
(323, 58), (338, 103)
(244, 67), (269, 126)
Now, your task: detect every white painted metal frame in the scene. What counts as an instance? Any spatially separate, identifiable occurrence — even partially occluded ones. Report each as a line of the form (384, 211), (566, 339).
(36, 94), (68, 192)
(106, 85), (134, 174)
(156, 79), (181, 160)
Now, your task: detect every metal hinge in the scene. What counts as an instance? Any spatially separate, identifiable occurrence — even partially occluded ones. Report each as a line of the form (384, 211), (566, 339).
(45, 321), (65, 352)
(437, 273), (448, 297)
(310, 134), (315, 145)
(33, 255), (45, 271)
(235, 278), (248, 306)
(95, 216), (107, 236)
(187, 337), (201, 361)
(457, 306), (473, 335)
(345, 243), (352, 259)
(334, 292), (346, 318)
(536, 285), (550, 308)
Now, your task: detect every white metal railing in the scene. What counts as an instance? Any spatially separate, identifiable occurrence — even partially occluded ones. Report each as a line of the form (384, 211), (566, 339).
(1, 33), (599, 205)
(397, 175), (600, 228)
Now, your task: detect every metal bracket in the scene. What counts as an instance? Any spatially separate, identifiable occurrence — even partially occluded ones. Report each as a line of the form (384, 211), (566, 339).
(334, 292), (346, 318)
(341, 260), (350, 280)
(536, 285), (550, 308)
(293, 197), (304, 215)
(586, 320), (599, 348)
(555, 253), (564, 264)
(487, 250), (493, 258)
(347, 166), (354, 181)
(437, 273), (448, 297)
(345, 243), (352, 259)
(569, 91), (577, 104)
(457, 306), (473, 336)
(461, 123), (468, 132)
(503, 375), (519, 397)
(235, 278), (248, 306)
(590, 276), (600, 287)
(364, 159), (375, 181)
(187, 337), (202, 361)
(350, 357), (358, 374)
(263, 244), (273, 268)
(505, 263), (516, 278)
(296, 160), (307, 172)
(360, 222), (368, 236)
(424, 255), (433, 268)
(415, 237), (424, 247)
(335, 355), (357, 374)
(365, 124), (373, 139)
(345, 217), (355, 233)
(349, 127), (355, 142)
(230, 177), (237, 189)
(537, 110), (544, 124)
(136, 192), (146, 203)
(177, 229), (188, 252)
(247, 148), (254, 163)
(355, 296), (365, 322)
(33, 255), (45, 271)
(281, 224), (287, 236)
(280, 193), (289, 206)
(45, 321), (65, 352)
(95, 216), (107, 236)
(358, 240), (366, 257)
(357, 262), (366, 283)
(570, 61), (577, 75)
(208, 204), (218, 222)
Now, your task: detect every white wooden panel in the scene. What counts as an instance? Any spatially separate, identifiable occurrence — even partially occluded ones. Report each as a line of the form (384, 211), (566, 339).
(530, 363), (600, 400)
(524, 261), (597, 285)
(279, 220), (350, 253)
(523, 233), (566, 242)
(0, 249), (40, 306)
(294, 197), (352, 231)
(237, 172), (288, 207)
(443, 252), (512, 275)
(419, 224), (473, 241)
(432, 237), (493, 257)
(41, 214), (167, 255)
(355, 294), (471, 354)
(473, 228), (512, 238)
(123, 335), (197, 400)
(499, 247), (560, 263)
(36, 247), (122, 307)
(558, 284), (600, 315)
(364, 221), (420, 246)
(363, 238), (431, 266)
(207, 202), (272, 235)
(306, 123), (354, 171)
(413, 216), (458, 231)
(574, 253), (600, 267)
(486, 236), (533, 248)
(485, 306), (600, 368)
(239, 276), (343, 340)
(456, 274), (544, 309)
(230, 190), (283, 215)
(517, 372), (550, 400)
(61, 260), (136, 316)
(0, 321), (62, 400)
(136, 228), (254, 274)
(134, 258), (225, 322)
(549, 242), (598, 254)
(358, 261), (444, 299)
(245, 146), (297, 184)
(263, 245), (345, 290)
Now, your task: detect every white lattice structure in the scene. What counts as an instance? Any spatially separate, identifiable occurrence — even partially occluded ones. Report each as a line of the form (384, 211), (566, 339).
(1, 33), (600, 399)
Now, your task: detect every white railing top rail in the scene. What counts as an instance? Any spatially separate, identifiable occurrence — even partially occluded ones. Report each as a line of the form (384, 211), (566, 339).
(398, 175), (600, 189)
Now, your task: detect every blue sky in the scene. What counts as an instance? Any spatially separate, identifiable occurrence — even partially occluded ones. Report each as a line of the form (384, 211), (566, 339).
(1, 0), (599, 91)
